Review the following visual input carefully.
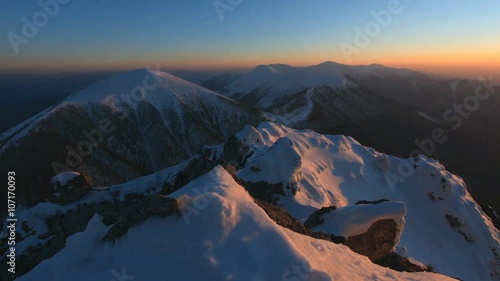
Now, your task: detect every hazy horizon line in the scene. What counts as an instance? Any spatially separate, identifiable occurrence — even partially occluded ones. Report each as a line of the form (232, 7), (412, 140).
(0, 60), (497, 81)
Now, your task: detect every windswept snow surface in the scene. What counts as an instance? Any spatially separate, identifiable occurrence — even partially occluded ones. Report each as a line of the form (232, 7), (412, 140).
(18, 167), (453, 281)
(235, 122), (500, 281)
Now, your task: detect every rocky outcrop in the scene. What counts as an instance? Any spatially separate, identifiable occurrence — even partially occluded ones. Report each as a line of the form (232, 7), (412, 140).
(242, 170), (415, 270)
(240, 180), (286, 203)
(302, 202), (428, 272)
(374, 252), (427, 272)
(254, 199), (345, 244)
(445, 214), (474, 242)
(162, 156), (218, 194)
(304, 206), (337, 228)
(50, 174), (93, 205)
(3, 193), (180, 279)
(355, 199), (389, 205)
(345, 219), (399, 261)
(161, 132), (255, 196)
(255, 197), (425, 273)
(221, 135), (253, 169)
(102, 195), (179, 242)
(445, 214), (461, 228)
(161, 151), (288, 203)
(306, 202), (407, 261)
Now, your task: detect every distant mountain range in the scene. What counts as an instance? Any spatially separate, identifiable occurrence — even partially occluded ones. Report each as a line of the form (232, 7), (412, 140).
(204, 62), (500, 227)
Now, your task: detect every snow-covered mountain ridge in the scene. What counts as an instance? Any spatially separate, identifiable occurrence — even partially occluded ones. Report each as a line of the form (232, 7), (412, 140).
(11, 166), (455, 281)
(211, 61), (429, 116)
(232, 122), (500, 280)
(221, 62), (424, 106)
(0, 68), (263, 206)
(3, 122), (498, 280)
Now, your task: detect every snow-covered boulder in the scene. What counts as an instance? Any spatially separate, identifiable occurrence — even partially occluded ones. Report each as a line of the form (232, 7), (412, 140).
(312, 202), (406, 240)
(307, 202), (407, 261)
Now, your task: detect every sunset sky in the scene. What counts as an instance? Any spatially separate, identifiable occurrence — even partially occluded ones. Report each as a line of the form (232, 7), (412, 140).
(1, 0), (499, 78)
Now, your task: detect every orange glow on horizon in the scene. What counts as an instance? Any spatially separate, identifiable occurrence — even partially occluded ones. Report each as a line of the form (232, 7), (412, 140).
(1, 50), (499, 79)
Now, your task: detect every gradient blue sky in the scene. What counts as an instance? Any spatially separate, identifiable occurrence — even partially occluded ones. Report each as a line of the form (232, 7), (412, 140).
(1, 0), (499, 77)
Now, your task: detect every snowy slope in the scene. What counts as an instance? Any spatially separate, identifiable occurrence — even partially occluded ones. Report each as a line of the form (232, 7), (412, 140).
(64, 68), (240, 110)
(234, 122), (500, 281)
(281, 87), (315, 125)
(0, 106), (54, 150)
(223, 62), (349, 108)
(0, 68), (263, 206)
(17, 167), (453, 281)
(0, 160), (188, 259)
(2, 68), (260, 153)
(4, 120), (499, 280)
(211, 61), (418, 133)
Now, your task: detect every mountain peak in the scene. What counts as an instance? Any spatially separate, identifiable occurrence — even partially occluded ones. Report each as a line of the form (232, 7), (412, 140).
(318, 60), (345, 67)
(252, 64), (294, 75)
(103, 67), (167, 83)
(368, 63), (385, 67)
(253, 64), (278, 74)
(62, 68), (205, 104)
(124, 67), (158, 76)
